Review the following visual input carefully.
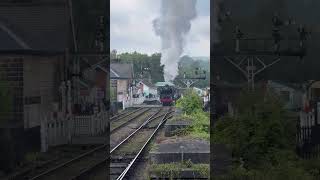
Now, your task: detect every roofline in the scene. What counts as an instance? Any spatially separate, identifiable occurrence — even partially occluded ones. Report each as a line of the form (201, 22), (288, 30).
(138, 80), (156, 88)
(110, 68), (119, 77)
(95, 65), (108, 74)
(0, 22), (31, 49)
(110, 77), (132, 80)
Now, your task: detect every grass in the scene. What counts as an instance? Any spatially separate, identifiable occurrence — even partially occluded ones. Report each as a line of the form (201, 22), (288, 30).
(150, 160), (210, 179)
(169, 111), (210, 142)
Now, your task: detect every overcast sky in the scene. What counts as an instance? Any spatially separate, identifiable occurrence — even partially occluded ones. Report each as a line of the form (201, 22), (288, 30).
(110, 0), (210, 57)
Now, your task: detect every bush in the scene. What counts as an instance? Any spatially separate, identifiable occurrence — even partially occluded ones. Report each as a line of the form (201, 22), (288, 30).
(171, 111), (210, 141)
(214, 163), (314, 180)
(212, 89), (297, 168)
(150, 161), (209, 179)
(211, 89), (320, 179)
(175, 89), (202, 115)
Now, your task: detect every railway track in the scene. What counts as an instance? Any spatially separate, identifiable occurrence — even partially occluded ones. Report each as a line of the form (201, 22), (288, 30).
(6, 145), (101, 180)
(110, 107), (173, 180)
(13, 107), (169, 180)
(110, 108), (143, 122)
(23, 144), (107, 180)
(110, 108), (151, 133)
(67, 108), (166, 180)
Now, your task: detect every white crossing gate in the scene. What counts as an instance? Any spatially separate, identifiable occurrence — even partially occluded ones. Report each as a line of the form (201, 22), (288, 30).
(41, 111), (108, 151)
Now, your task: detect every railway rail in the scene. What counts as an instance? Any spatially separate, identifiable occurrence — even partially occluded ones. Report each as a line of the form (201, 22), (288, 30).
(25, 144), (107, 180)
(110, 108), (151, 133)
(110, 107), (173, 180)
(13, 107), (170, 180)
(110, 108), (143, 122)
(61, 108), (171, 180)
(5, 108), (172, 180)
(6, 145), (101, 180)
(69, 108), (166, 180)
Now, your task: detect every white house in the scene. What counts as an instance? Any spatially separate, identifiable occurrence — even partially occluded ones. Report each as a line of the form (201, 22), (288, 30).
(138, 80), (157, 98)
(267, 80), (303, 111)
(193, 87), (205, 96)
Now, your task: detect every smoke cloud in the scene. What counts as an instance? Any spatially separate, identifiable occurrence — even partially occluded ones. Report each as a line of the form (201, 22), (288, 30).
(153, 0), (197, 81)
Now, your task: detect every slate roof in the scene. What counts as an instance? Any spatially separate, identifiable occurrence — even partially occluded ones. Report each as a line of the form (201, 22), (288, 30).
(0, 1), (69, 51)
(268, 80), (303, 91)
(139, 80), (156, 88)
(110, 63), (133, 79)
(155, 82), (175, 87)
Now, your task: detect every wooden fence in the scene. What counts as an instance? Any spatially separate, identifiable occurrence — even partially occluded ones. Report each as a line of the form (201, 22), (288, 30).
(41, 111), (108, 152)
(297, 109), (320, 158)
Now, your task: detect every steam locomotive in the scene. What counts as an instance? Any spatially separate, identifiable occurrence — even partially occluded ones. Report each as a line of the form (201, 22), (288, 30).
(158, 84), (176, 106)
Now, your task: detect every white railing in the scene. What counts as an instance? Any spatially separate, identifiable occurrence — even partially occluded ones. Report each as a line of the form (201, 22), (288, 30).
(73, 112), (107, 136)
(297, 110), (315, 147)
(132, 96), (145, 105)
(300, 110), (315, 128)
(41, 111), (108, 152)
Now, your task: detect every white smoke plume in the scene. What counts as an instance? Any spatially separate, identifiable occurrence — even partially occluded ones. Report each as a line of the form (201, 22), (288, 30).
(153, 0), (197, 81)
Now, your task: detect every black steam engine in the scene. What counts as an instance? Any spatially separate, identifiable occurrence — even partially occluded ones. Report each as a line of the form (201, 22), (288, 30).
(158, 84), (176, 106)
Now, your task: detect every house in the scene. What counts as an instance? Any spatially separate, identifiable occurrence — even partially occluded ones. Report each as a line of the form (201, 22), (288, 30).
(76, 59), (109, 114)
(110, 63), (134, 103)
(0, 0), (77, 171)
(138, 80), (157, 97)
(193, 87), (204, 96)
(267, 80), (303, 111)
(0, 0), (71, 129)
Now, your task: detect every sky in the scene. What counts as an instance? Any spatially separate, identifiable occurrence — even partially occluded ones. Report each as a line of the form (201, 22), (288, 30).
(110, 0), (210, 57)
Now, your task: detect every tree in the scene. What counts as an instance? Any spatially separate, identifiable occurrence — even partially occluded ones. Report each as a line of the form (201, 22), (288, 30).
(174, 56), (209, 88)
(116, 52), (164, 83)
(212, 88), (297, 168)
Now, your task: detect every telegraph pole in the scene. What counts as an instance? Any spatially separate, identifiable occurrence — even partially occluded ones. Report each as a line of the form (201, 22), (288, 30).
(214, 13), (309, 91)
(176, 68), (206, 88)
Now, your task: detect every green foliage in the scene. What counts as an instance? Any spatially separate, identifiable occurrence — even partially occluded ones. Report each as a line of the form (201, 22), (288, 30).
(175, 89), (203, 115)
(299, 158), (320, 177)
(151, 163), (181, 179)
(174, 55), (209, 88)
(211, 89), (320, 179)
(214, 162), (314, 180)
(170, 112), (210, 141)
(150, 161), (209, 179)
(115, 52), (164, 83)
(25, 152), (41, 163)
(174, 91), (209, 141)
(188, 111), (210, 141)
(193, 164), (210, 177)
(212, 89), (298, 168)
